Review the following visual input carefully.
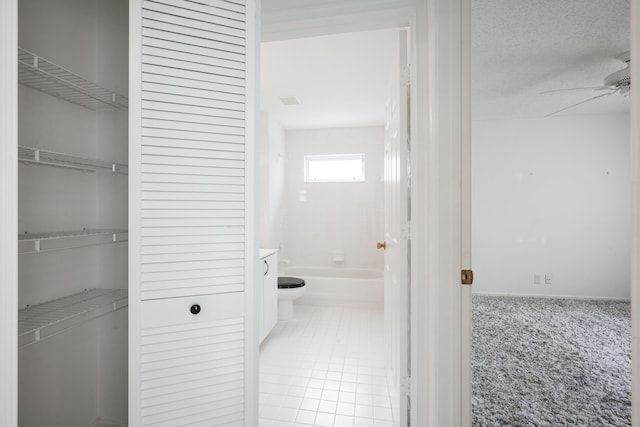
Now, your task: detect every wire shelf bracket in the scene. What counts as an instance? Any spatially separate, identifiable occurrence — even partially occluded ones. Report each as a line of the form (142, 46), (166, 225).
(18, 146), (128, 174)
(19, 229), (128, 255)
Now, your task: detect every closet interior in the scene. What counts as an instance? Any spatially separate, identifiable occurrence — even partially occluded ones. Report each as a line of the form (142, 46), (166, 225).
(18, 0), (129, 426)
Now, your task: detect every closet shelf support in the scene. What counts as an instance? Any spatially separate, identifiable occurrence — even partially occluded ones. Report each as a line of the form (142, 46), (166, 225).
(19, 229), (128, 254)
(19, 146), (128, 174)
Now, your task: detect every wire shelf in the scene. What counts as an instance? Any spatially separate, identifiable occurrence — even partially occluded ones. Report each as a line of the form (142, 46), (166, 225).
(18, 47), (128, 111)
(19, 288), (128, 347)
(19, 229), (128, 254)
(18, 146), (128, 174)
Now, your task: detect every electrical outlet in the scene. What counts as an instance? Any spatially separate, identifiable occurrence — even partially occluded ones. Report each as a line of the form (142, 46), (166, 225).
(544, 274), (552, 284)
(533, 274), (541, 285)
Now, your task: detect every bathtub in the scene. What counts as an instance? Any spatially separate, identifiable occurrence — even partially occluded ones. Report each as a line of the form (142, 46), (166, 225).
(282, 267), (384, 308)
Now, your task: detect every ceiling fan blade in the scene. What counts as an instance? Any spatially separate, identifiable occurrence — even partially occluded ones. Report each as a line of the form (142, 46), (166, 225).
(544, 91), (615, 117)
(540, 86), (611, 94)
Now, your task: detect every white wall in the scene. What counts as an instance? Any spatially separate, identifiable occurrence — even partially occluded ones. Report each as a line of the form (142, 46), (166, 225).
(281, 126), (384, 270)
(259, 113), (286, 249)
(472, 113), (631, 299)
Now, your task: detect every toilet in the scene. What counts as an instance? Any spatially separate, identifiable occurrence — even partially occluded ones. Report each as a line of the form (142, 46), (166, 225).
(277, 276), (306, 320)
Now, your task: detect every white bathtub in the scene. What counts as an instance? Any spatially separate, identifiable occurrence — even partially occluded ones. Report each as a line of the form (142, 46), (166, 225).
(282, 267), (384, 308)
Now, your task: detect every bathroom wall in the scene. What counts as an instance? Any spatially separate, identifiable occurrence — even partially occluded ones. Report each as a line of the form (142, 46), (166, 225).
(281, 126), (384, 270)
(259, 112), (286, 249)
(472, 113), (631, 299)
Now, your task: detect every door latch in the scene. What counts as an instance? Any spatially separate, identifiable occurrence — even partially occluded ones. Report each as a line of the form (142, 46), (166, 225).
(461, 269), (474, 285)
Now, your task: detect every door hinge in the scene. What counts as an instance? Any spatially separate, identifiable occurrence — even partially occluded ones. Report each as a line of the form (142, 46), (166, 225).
(401, 220), (412, 240)
(461, 269), (474, 285)
(400, 376), (411, 396)
(401, 65), (411, 87)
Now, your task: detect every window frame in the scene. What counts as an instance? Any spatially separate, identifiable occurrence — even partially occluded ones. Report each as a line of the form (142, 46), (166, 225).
(303, 153), (366, 183)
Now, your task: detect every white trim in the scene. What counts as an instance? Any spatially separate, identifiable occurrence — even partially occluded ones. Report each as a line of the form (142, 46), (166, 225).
(0, 0), (18, 426)
(412, 0), (466, 425)
(460, 0), (472, 423)
(245, 0), (260, 424)
(127, 0), (143, 423)
(630, 0), (640, 424)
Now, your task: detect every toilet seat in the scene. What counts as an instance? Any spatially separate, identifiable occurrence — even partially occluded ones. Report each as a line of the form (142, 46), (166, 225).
(278, 276), (305, 289)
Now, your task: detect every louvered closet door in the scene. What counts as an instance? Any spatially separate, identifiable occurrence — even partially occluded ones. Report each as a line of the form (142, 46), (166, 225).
(129, 0), (257, 426)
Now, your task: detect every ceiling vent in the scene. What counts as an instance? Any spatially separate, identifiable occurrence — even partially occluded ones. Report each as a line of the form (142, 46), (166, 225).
(279, 95), (301, 106)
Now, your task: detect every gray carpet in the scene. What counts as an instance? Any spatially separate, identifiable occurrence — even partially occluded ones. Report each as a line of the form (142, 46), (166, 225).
(472, 295), (631, 426)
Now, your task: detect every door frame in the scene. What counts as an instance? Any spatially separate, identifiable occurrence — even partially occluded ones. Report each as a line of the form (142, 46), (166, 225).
(261, 1), (470, 425)
(631, 0), (640, 424)
(0, 0), (18, 426)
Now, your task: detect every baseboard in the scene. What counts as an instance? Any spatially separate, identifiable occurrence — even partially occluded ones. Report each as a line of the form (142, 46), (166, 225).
(472, 291), (631, 302)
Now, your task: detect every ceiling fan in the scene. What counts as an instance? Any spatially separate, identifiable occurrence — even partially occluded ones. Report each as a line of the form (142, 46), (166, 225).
(542, 52), (630, 116)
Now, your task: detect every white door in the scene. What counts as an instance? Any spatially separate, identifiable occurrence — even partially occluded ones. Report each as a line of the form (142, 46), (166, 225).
(383, 29), (411, 426)
(128, 0), (258, 425)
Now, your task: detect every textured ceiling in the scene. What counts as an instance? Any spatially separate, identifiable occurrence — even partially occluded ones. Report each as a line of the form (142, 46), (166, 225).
(472, 0), (630, 118)
(260, 0), (631, 129)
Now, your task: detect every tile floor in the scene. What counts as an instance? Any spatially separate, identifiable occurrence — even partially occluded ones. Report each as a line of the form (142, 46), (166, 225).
(259, 305), (399, 427)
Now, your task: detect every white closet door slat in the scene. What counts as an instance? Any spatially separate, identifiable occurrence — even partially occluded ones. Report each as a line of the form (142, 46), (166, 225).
(143, 99), (246, 122)
(141, 49), (246, 78)
(143, 1), (245, 32)
(142, 173), (244, 185)
(141, 226), (244, 237)
(142, 137), (245, 155)
(142, 117), (245, 137)
(142, 250), (244, 264)
(142, 10), (244, 43)
(142, 77), (245, 103)
(153, 0), (246, 21)
(143, 214), (246, 224)
(143, 107), (244, 129)
(142, 181), (242, 193)
(143, 31), (245, 64)
(142, 63), (244, 92)
(142, 242), (244, 254)
(142, 68), (245, 97)
(143, 89), (244, 111)
(142, 128), (245, 145)
(142, 153), (244, 168)
(142, 27), (245, 58)
(143, 190), (244, 201)
(142, 388), (244, 416)
(141, 199), (243, 209)
(142, 336), (244, 360)
(142, 146), (244, 161)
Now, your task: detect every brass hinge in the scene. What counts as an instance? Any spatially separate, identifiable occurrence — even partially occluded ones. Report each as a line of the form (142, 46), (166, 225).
(461, 269), (473, 285)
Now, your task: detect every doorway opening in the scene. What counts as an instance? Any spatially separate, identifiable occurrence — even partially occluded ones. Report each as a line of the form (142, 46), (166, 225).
(256, 27), (410, 426)
(470, 1), (632, 425)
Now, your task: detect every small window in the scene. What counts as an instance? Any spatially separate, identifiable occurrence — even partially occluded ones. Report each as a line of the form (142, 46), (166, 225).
(304, 154), (365, 183)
